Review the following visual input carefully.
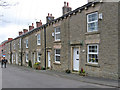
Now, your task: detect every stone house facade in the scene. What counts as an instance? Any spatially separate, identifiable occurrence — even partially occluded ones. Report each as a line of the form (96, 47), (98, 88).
(4, 1), (120, 79)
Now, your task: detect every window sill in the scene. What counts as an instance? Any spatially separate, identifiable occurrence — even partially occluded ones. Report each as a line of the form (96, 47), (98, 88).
(37, 61), (41, 64)
(53, 62), (61, 65)
(85, 31), (100, 35)
(54, 41), (61, 43)
(85, 63), (100, 68)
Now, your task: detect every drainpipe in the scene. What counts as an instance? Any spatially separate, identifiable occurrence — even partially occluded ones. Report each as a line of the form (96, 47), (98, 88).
(21, 38), (23, 66)
(68, 17), (71, 70)
(10, 42), (12, 64)
(44, 25), (46, 70)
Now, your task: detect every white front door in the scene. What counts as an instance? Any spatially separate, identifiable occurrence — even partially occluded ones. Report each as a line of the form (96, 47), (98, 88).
(73, 48), (79, 71)
(16, 53), (18, 64)
(48, 52), (51, 68)
(12, 54), (13, 64)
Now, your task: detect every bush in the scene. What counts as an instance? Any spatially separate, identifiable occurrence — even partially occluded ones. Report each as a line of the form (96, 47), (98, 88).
(28, 60), (32, 68)
(65, 69), (71, 74)
(79, 68), (86, 76)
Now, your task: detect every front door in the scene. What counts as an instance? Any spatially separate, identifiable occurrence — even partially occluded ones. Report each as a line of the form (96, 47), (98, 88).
(12, 54), (13, 64)
(16, 53), (18, 64)
(73, 48), (79, 71)
(48, 52), (51, 68)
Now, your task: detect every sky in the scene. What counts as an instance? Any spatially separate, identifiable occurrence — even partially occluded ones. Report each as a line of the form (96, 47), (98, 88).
(0, 0), (87, 43)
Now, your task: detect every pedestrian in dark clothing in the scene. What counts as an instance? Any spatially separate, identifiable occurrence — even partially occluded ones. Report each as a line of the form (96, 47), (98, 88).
(1, 56), (8, 68)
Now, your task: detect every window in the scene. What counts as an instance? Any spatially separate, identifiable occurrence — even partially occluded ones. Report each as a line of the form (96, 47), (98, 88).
(26, 53), (29, 62)
(55, 27), (60, 41)
(55, 49), (60, 63)
(87, 45), (99, 64)
(37, 52), (41, 62)
(26, 39), (28, 48)
(19, 38), (21, 49)
(37, 34), (41, 45)
(87, 12), (98, 32)
(14, 43), (16, 49)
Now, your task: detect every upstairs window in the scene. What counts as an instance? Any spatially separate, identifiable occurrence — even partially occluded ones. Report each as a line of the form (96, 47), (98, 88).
(55, 27), (60, 41)
(14, 43), (16, 49)
(87, 45), (99, 64)
(37, 34), (41, 45)
(26, 39), (28, 48)
(19, 38), (21, 49)
(87, 12), (98, 32)
(55, 49), (60, 63)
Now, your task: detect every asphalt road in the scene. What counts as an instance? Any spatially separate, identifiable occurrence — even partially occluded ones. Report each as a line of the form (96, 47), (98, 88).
(2, 64), (114, 88)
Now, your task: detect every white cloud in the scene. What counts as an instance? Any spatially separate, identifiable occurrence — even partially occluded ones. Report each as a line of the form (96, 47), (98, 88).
(0, 0), (87, 43)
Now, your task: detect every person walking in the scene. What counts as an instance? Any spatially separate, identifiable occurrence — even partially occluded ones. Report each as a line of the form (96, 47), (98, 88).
(1, 56), (8, 68)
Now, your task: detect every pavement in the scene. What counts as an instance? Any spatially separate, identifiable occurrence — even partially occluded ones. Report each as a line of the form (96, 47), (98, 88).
(4, 64), (119, 88)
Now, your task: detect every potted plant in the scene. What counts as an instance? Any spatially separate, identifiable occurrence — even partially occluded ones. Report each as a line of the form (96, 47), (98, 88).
(41, 66), (46, 70)
(79, 68), (86, 76)
(65, 69), (71, 74)
(33, 62), (41, 70)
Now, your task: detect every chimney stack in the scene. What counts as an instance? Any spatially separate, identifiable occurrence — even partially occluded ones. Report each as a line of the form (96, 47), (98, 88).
(29, 23), (34, 31)
(19, 31), (23, 36)
(23, 29), (28, 33)
(46, 13), (54, 23)
(8, 38), (13, 41)
(62, 2), (72, 15)
(36, 20), (42, 28)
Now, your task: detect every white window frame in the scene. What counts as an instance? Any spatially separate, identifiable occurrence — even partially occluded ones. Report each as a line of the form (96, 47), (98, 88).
(87, 44), (99, 64)
(37, 52), (41, 62)
(14, 43), (16, 50)
(87, 12), (98, 32)
(37, 34), (41, 45)
(26, 39), (28, 48)
(55, 27), (60, 41)
(26, 53), (29, 62)
(19, 38), (21, 49)
(55, 49), (60, 63)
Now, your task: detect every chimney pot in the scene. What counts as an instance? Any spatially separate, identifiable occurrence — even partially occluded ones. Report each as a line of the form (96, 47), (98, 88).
(64, 1), (66, 6)
(40, 20), (42, 25)
(19, 31), (23, 36)
(32, 23), (34, 26)
(51, 14), (52, 17)
(67, 2), (69, 7)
